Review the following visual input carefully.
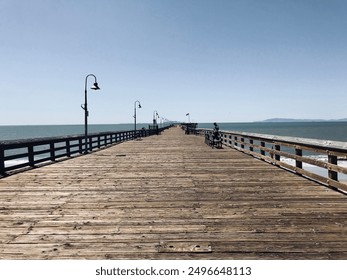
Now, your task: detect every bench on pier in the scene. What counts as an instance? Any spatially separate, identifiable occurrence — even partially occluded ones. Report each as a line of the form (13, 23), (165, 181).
(205, 133), (222, 149)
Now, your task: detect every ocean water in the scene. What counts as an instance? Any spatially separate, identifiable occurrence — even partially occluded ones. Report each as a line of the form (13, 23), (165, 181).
(2, 122), (347, 142)
(199, 121), (347, 142)
(0, 123), (150, 141)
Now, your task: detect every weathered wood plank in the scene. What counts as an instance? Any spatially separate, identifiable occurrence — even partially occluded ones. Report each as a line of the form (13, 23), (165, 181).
(0, 126), (346, 260)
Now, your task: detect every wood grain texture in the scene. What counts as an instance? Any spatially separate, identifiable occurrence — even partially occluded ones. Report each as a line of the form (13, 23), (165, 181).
(0, 127), (346, 259)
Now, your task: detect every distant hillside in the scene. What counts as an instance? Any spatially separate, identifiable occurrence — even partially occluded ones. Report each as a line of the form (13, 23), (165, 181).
(261, 118), (347, 122)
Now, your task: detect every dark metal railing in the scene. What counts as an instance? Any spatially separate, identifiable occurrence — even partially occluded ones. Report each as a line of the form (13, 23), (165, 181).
(0, 126), (170, 176)
(195, 128), (347, 193)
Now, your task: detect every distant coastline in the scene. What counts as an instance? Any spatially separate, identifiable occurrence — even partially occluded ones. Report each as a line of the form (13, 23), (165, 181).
(260, 118), (347, 123)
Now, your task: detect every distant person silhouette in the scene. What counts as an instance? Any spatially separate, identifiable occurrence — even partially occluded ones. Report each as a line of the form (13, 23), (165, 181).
(213, 122), (219, 141)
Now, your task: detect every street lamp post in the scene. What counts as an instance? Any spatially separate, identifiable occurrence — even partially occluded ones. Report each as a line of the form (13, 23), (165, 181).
(186, 113), (190, 123)
(81, 74), (100, 154)
(152, 110), (160, 135)
(153, 110), (159, 125)
(134, 100), (142, 137)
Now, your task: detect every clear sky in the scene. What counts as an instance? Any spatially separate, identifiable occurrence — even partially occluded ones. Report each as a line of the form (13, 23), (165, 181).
(1, 0), (347, 125)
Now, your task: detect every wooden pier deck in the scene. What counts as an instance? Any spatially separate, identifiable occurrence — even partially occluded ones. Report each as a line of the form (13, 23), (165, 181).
(0, 126), (346, 260)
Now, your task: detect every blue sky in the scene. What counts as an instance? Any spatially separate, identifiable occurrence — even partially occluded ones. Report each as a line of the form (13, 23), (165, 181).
(1, 0), (347, 125)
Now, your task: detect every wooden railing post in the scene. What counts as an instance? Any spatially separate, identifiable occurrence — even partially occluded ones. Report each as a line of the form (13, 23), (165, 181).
(0, 145), (5, 174)
(79, 138), (83, 154)
(50, 142), (56, 161)
(295, 149), (303, 169)
(241, 138), (245, 149)
(249, 139), (254, 152)
(260, 142), (265, 156)
(328, 155), (338, 181)
(275, 145), (281, 161)
(66, 140), (71, 157)
(28, 145), (34, 167)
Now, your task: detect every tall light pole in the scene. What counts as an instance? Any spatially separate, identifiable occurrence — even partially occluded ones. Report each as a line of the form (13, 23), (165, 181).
(186, 113), (190, 123)
(134, 100), (142, 137)
(153, 110), (159, 125)
(81, 74), (100, 154)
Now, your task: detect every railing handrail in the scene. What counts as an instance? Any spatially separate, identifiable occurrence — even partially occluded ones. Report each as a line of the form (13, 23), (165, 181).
(0, 130), (140, 146)
(195, 128), (347, 193)
(0, 126), (172, 176)
(197, 128), (347, 152)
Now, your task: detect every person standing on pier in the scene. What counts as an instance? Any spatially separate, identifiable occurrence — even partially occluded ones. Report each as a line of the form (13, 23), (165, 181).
(213, 122), (220, 141)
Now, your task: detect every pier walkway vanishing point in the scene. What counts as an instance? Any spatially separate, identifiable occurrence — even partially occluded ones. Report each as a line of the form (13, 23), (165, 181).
(0, 126), (346, 259)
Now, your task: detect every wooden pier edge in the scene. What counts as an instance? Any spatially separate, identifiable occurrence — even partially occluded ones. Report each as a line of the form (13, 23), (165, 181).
(0, 126), (346, 260)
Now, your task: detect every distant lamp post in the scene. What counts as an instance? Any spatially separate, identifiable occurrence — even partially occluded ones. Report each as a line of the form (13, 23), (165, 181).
(134, 100), (142, 137)
(152, 110), (160, 135)
(153, 110), (159, 125)
(81, 74), (100, 154)
(186, 113), (190, 123)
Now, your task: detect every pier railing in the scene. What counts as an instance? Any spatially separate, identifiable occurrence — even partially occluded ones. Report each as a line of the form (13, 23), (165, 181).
(196, 128), (347, 192)
(0, 127), (169, 176)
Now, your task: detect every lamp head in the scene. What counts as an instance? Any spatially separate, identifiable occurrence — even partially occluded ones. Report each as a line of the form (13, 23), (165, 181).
(91, 82), (100, 90)
(138, 103), (142, 108)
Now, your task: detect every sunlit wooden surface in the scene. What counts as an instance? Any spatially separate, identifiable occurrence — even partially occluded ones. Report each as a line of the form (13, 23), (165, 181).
(0, 127), (346, 259)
